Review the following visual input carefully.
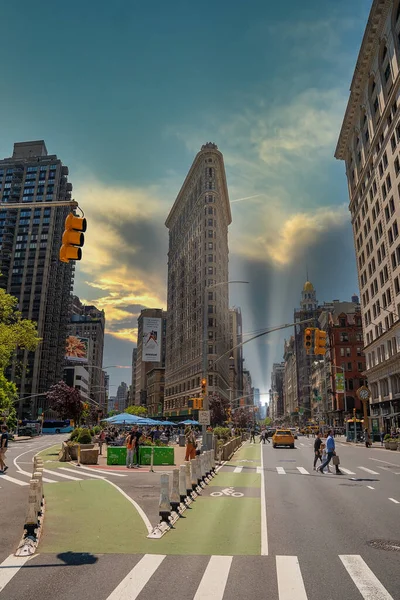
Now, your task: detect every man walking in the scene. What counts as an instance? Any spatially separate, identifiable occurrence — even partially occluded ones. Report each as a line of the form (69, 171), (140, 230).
(317, 430), (341, 474)
(0, 425), (9, 473)
(313, 432), (322, 470)
(250, 427), (256, 443)
(132, 425), (143, 468)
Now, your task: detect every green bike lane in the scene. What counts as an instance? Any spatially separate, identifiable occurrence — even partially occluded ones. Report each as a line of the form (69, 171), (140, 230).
(37, 442), (262, 556)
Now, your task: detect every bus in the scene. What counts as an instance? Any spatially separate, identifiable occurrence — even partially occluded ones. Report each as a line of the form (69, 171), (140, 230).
(42, 419), (74, 434)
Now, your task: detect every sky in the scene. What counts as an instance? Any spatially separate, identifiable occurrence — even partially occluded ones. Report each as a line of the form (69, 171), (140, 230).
(0, 0), (372, 402)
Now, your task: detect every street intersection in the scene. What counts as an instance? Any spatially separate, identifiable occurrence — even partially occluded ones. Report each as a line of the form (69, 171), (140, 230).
(1, 437), (399, 599)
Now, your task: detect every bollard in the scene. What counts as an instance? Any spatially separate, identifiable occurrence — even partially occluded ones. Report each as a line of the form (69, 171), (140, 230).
(194, 458), (202, 492)
(150, 446), (155, 473)
(184, 461), (192, 495)
(179, 465), (187, 504)
(211, 448), (216, 472)
(204, 451), (211, 480)
(24, 480), (39, 536)
(199, 454), (206, 486)
(170, 469), (180, 514)
(33, 472), (43, 509)
(191, 458), (199, 494)
(77, 443), (81, 467)
(159, 473), (171, 523)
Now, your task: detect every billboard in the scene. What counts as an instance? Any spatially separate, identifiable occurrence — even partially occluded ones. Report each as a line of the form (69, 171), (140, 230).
(335, 372), (345, 393)
(142, 317), (161, 362)
(65, 335), (89, 363)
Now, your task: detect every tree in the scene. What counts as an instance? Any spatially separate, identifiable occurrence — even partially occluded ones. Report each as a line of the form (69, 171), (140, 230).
(107, 409), (118, 418)
(233, 407), (252, 429)
(125, 405), (147, 417)
(209, 394), (230, 427)
(0, 372), (18, 429)
(263, 417), (272, 426)
(46, 381), (84, 424)
(0, 287), (40, 371)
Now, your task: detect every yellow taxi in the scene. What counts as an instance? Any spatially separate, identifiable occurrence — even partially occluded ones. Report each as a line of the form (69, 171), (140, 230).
(272, 429), (295, 449)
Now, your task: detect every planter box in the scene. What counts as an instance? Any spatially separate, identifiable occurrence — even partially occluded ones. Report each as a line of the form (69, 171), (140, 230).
(389, 442), (398, 451)
(384, 442), (391, 450)
(139, 446), (174, 466)
(107, 447), (127, 465)
(80, 449), (99, 465)
(68, 443), (95, 460)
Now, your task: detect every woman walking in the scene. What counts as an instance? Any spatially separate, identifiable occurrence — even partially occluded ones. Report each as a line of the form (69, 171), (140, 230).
(185, 426), (197, 461)
(125, 429), (136, 468)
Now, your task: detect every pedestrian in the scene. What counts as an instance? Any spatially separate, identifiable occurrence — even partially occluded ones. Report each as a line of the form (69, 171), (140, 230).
(133, 425), (142, 467)
(380, 430), (384, 446)
(317, 429), (341, 474)
(185, 426), (197, 461)
(250, 427), (256, 443)
(0, 425), (9, 473)
(125, 429), (135, 468)
(365, 429), (371, 448)
(260, 429), (266, 444)
(313, 432), (323, 470)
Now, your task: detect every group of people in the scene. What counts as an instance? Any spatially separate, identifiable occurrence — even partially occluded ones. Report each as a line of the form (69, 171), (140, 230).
(313, 430), (342, 474)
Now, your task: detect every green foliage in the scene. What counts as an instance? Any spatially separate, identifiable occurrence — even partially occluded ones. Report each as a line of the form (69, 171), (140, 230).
(263, 417), (272, 426)
(213, 426), (231, 440)
(107, 410), (118, 418)
(209, 394), (230, 427)
(93, 425), (101, 435)
(70, 428), (82, 441)
(77, 428), (92, 444)
(0, 371), (17, 430)
(0, 287), (40, 371)
(125, 405), (147, 417)
(46, 381), (84, 424)
(384, 434), (391, 441)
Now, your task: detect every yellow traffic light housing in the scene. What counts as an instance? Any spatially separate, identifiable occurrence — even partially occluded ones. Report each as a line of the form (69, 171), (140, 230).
(314, 329), (327, 355)
(201, 378), (207, 396)
(59, 212), (87, 263)
(304, 328), (313, 353)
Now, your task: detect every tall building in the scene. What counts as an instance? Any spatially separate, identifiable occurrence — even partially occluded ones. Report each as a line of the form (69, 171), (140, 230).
(164, 143), (232, 418)
(0, 141), (74, 418)
(116, 382), (128, 412)
(130, 347), (137, 406)
(229, 307), (244, 404)
(271, 363), (285, 420)
(335, 0), (400, 431)
(63, 365), (90, 403)
(134, 308), (167, 407)
(283, 336), (298, 422)
(68, 296), (105, 411)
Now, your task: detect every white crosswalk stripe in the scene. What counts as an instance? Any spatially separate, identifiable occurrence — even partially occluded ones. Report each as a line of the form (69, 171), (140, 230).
(256, 466), (262, 474)
(358, 466), (380, 475)
(233, 466), (243, 473)
(339, 467), (356, 475)
(42, 468), (82, 481)
(194, 555), (232, 599)
(0, 474), (29, 486)
(388, 498), (399, 504)
(59, 467), (106, 480)
(106, 554), (165, 600)
(339, 555), (394, 599)
(77, 465), (127, 477)
(0, 554), (32, 592)
(276, 555), (308, 600)
(296, 467), (309, 475)
(276, 467), (286, 474)
(18, 470), (58, 483)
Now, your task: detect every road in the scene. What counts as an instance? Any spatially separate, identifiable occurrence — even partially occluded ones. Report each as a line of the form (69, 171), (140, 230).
(1, 438), (399, 599)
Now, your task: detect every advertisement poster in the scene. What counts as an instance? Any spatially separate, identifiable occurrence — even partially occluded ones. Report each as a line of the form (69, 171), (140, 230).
(65, 335), (89, 363)
(142, 317), (161, 362)
(335, 372), (345, 392)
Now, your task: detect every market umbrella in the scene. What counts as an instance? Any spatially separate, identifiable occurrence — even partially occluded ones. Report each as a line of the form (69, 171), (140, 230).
(153, 420), (178, 426)
(103, 413), (146, 424)
(178, 419), (200, 425)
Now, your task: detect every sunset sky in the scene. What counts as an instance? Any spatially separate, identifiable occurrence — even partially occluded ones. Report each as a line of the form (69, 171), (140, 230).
(0, 0), (372, 400)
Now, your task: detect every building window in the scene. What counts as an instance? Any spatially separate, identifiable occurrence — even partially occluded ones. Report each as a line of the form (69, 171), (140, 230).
(347, 362), (352, 371)
(340, 333), (349, 342)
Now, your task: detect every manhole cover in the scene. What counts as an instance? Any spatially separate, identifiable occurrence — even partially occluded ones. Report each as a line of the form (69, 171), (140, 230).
(367, 540), (400, 552)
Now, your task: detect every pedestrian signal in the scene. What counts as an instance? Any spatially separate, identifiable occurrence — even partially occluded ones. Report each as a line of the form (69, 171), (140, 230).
(314, 329), (327, 355)
(59, 213), (87, 263)
(304, 328), (313, 353)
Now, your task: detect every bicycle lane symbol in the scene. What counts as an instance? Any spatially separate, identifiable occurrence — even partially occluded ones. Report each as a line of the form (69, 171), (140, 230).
(210, 487), (244, 498)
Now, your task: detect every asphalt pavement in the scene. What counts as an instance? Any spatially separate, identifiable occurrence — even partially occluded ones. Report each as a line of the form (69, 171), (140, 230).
(1, 437), (399, 599)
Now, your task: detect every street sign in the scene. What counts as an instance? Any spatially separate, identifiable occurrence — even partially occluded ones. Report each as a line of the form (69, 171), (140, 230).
(198, 410), (210, 425)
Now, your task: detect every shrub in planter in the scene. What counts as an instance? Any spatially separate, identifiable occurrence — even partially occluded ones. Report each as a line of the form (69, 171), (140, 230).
(93, 426), (101, 435)
(77, 428), (92, 444)
(384, 434), (391, 441)
(70, 428), (82, 441)
(213, 427), (231, 441)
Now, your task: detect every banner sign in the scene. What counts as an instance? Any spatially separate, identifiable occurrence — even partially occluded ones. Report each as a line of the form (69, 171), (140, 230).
(65, 335), (89, 363)
(142, 317), (161, 362)
(336, 372), (345, 392)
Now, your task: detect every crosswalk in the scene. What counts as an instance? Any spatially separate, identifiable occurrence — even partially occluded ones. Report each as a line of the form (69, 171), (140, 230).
(0, 466), (128, 488)
(102, 553), (395, 599)
(227, 463), (398, 479)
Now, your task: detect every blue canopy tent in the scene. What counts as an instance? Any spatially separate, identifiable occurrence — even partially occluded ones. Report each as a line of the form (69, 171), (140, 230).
(153, 420), (178, 426)
(103, 413), (148, 425)
(179, 419), (200, 426)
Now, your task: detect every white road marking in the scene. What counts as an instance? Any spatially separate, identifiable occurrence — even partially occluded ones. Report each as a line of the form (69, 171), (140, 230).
(340, 443), (347, 447)
(339, 468), (356, 475)
(0, 554), (33, 592)
(105, 554), (165, 600)
(42, 468), (82, 481)
(260, 444), (268, 555)
(389, 498), (399, 504)
(0, 474), (29, 486)
(358, 467), (380, 475)
(18, 470), (58, 483)
(194, 555), (233, 600)
(233, 466), (243, 473)
(77, 465), (127, 477)
(256, 466), (262, 474)
(276, 467), (286, 475)
(104, 479), (153, 534)
(370, 457), (400, 468)
(59, 467), (106, 480)
(299, 443), (305, 446)
(296, 467), (309, 475)
(339, 554), (394, 600)
(367, 486), (375, 490)
(276, 556), (307, 600)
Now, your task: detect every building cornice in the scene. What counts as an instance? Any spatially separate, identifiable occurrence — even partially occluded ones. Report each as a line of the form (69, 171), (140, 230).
(165, 145), (232, 229)
(335, 0), (391, 161)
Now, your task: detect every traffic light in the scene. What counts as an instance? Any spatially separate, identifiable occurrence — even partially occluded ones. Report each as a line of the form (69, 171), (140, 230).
(201, 378), (207, 396)
(314, 329), (327, 355)
(304, 328), (313, 353)
(59, 212), (87, 263)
